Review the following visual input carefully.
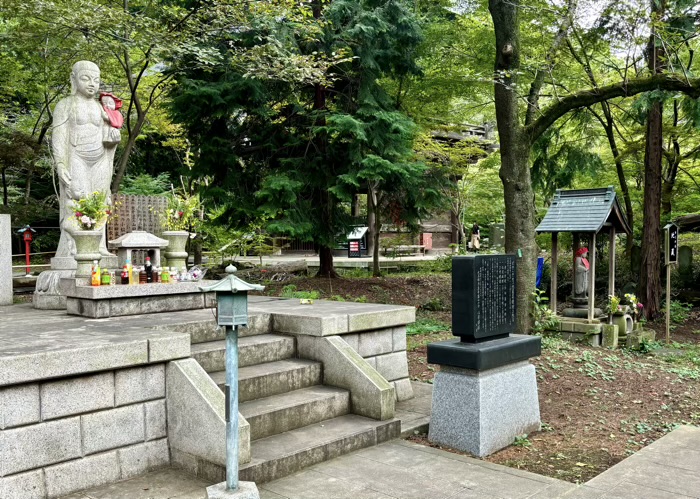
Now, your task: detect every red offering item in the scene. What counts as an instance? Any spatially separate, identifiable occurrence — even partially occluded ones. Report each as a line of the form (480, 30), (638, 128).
(99, 92), (124, 129)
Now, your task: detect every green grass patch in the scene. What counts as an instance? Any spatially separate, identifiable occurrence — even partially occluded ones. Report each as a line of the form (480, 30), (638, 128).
(407, 318), (451, 336)
(280, 285), (320, 300)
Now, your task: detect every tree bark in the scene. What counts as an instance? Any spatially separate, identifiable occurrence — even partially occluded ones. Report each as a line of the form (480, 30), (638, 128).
(317, 245), (338, 278)
(489, 0), (537, 332)
(370, 187), (382, 277)
(661, 100), (681, 215)
(1, 168), (7, 206)
(639, 0), (666, 320)
(639, 99), (663, 319)
(367, 187), (376, 257)
(110, 115), (146, 193)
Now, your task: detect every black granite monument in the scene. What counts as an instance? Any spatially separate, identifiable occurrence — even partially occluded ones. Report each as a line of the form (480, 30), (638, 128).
(427, 255), (541, 371)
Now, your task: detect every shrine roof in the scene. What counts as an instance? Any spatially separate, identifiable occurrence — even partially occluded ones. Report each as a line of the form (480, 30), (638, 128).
(108, 230), (169, 248)
(536, 186), (632, 235)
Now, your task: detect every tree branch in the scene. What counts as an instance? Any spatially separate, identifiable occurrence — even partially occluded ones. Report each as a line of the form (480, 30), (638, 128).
(524, 0), (577, 126)
(525, 75), (700, 142)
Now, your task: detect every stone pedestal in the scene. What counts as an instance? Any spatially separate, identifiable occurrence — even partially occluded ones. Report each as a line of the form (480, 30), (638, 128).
(429, 362), (540, 457)
(34, 249), (117, 310)
(0, 214), (12, 305)
(562, 307), (604, 319)
(206, 481), (260, 499)
(34, 269), (74, 309)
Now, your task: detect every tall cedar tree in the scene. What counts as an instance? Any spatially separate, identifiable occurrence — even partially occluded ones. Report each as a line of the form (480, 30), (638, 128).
(256, 0), (425, 277)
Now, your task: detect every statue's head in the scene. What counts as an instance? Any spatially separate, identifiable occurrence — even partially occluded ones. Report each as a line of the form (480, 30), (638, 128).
(70, 61), (100, 98)
(576, 247), (589, 258)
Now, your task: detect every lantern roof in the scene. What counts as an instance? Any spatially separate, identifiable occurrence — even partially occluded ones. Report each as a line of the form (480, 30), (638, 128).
(198, 265), (265, 294)
(536, 186), (631, 235)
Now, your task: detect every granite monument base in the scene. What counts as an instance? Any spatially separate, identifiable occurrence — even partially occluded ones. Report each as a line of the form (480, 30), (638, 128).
(428, 362), (540, 457)
(206, 481), (260, 499)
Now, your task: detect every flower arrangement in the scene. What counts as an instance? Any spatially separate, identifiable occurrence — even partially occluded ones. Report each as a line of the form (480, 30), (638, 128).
(607, 295), (622, 315)
(161, 193), (200, 232)
(70, 191), (111, 230)
(624, 293), (644, 319)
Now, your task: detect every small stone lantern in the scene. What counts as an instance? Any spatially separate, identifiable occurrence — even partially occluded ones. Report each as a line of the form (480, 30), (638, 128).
(199, 265), (264, 499)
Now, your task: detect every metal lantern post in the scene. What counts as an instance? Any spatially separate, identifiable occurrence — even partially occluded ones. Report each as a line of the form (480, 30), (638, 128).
(199, 265), (264, 494)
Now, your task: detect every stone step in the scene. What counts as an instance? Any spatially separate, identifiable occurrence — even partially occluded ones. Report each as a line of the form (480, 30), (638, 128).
(239, 414), (401, 484)
(191, 334), (295, 372)
(209, 358), (322, 403)
(240, 385), (350, 441)
(175, 314), (272, 344)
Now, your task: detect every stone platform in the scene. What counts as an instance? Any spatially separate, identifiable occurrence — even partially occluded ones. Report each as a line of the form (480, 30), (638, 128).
(0, 297), (416, 499)
(63, 279), (218, 318)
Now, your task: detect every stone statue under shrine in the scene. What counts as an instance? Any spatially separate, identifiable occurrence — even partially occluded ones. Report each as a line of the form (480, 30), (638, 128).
(34, 61), (121, 309)
(573, 247), (590, 298)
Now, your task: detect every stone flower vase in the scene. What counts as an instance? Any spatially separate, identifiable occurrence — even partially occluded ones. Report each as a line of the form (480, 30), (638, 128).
(163, 230), (189, 271)
(72, 230), (103, 278)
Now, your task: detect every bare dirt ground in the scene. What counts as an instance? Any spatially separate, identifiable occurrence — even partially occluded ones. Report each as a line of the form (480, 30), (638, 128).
(264, 272), (700, 484)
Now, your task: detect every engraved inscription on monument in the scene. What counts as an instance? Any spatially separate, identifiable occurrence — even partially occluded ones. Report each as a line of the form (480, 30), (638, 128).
(452, 255), (516, 341)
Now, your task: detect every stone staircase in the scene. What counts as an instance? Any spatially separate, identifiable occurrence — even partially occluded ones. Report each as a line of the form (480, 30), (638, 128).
(188, 323), (401, 484)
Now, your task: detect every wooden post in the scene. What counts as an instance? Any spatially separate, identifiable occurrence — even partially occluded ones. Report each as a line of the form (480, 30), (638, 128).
(551, 232), (558, 313)
(608, 226), (616, 299)
(588, 233), (596, 322)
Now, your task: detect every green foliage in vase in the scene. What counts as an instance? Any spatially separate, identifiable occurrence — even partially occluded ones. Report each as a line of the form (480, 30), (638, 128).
(70, 191), (110, 231)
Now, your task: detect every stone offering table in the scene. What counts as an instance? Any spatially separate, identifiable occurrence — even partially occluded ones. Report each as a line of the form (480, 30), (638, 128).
(63, 279), (217, 318)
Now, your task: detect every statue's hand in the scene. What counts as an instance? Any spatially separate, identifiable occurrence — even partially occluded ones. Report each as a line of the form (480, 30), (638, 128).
(57, 164), (71, 187)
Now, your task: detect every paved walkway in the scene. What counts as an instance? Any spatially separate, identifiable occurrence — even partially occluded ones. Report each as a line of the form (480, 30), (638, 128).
(58, 422), (700, 499)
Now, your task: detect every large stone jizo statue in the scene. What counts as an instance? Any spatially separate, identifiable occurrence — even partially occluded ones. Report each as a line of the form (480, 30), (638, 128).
(35, 61), (120, 309)
(52, 60), (121, 264)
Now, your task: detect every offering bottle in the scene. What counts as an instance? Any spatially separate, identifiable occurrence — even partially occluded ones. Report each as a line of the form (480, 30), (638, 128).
(91, 260), (101, 286)
(145, 257), (153, 283)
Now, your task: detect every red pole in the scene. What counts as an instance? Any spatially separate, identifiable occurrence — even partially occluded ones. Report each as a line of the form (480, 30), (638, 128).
(25, 239), (31, 275)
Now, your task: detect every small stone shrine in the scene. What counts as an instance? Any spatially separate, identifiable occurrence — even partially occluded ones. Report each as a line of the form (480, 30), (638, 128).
(427, 254), (541, 457)
(109, 230), (169, 267)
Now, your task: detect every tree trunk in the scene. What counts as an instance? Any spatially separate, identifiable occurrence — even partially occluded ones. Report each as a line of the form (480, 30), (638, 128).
(598, 103), (634, 255)
(371, 189), (382, 277)
(110, 115), (146, 193)
(638, 0), (665, 320)
(661, 100), (681, 215)
(1, 168), (7, 206)
(24, 171), (32, 203)
(661, 174), (675, 215)
(639, 101), (663, 319)
(317, 245), (338, 278)
(367, 187), (376, 257)
(489, 0), (536, 332)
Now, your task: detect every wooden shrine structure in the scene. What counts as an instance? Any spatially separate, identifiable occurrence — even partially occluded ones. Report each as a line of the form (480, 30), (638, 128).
(536, 187), (632, 321)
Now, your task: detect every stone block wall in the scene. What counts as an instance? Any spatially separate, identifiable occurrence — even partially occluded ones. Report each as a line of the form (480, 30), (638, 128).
(341, 326), (413, 401)
(0, 364), (169, 498)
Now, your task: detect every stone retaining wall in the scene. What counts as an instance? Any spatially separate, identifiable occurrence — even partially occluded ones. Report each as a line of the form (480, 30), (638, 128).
(0, 364), (169, 498)
(340, 326), (412, 401)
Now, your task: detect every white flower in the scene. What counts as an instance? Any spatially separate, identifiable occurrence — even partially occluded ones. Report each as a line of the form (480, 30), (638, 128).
(81, 215), (91, 226)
